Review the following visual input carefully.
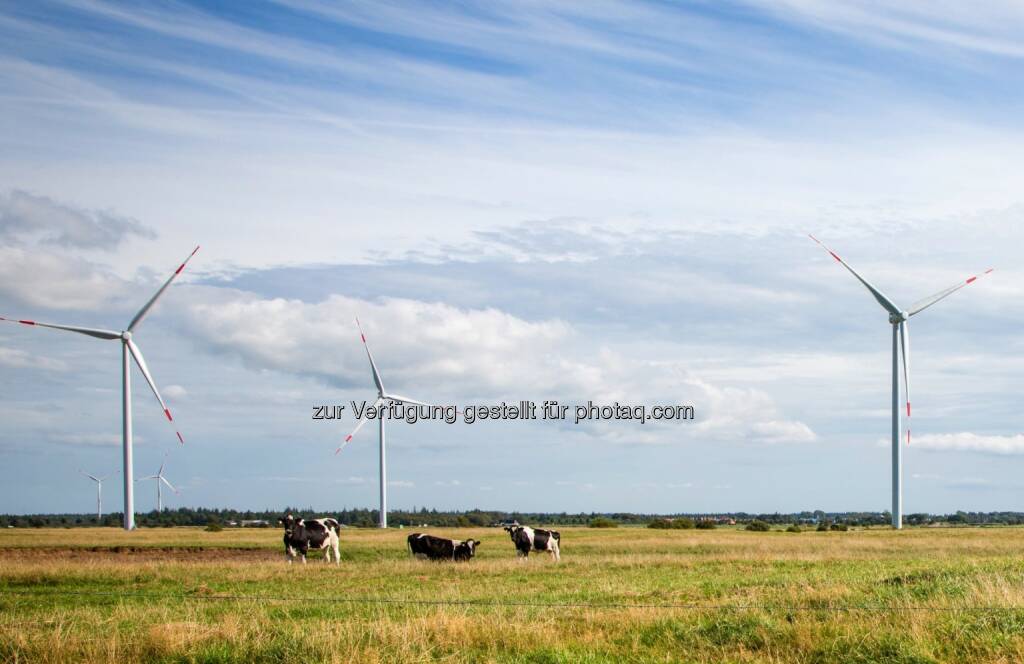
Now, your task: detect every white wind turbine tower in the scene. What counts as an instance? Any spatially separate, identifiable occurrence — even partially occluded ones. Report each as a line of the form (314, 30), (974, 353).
(809, 235), (992, 529)
(137, 457), (179, 512)
(336, 318), (434, 529)
(79, 469), (118, 521)
(1, 246), (198, 531)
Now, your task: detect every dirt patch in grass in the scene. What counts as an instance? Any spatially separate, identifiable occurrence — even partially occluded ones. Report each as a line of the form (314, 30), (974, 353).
(0, 547), (282, 562)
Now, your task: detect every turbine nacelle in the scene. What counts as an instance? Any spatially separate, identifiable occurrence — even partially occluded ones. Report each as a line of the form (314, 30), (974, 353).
(888, 311), (908, 324)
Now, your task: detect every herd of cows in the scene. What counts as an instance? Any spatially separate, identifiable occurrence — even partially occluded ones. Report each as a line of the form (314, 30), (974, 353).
(280, 514), (562, 564)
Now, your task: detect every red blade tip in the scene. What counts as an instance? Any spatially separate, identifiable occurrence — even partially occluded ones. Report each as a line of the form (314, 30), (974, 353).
(174, 247), (201, 275)
(164, 408), (173, 422)
(176, 432), (184, 445)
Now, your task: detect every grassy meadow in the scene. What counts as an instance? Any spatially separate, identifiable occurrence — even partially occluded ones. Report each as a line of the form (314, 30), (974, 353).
(2, 525), (1024, 663)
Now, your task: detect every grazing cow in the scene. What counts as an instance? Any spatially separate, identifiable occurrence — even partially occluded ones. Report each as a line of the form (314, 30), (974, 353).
(504, 525), (560, 561)
(407, 533), (480, 561)
(280, 513), (341, 565)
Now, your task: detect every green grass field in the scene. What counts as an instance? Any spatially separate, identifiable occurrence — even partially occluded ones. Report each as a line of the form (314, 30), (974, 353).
(2, 526), (1024, 663)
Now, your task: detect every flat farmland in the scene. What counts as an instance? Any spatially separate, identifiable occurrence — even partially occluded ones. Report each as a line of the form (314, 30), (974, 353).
(2, 526), (1024, 663)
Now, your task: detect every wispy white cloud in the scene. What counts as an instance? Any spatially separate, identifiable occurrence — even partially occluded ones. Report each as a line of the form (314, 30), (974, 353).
(0, 346), (67, 371)
(910, 473), (1003, 490)
(913, 432), (1024, 456)
(51, 433), (125, 447)
(0, 189), (154, 250)
(0, 247), (129, 311)
(756, 1), (1024, 59)
(163, 385), (187, 400)
(174, 283), (815, 446)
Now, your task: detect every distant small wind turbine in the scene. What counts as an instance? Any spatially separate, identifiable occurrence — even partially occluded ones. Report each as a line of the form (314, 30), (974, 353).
(336, 318), (433, 529)
(137, 457), (179, 512)
(1, 246), (199, 530)
(809, 235), (992, 529)
(79, 469), (119, 520)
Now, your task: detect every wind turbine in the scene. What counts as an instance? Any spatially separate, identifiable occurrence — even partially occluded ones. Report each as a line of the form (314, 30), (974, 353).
(79, 469), (118, 521)
(137, 457), (179, 512)
(1, 246), (198, 531)
(335, 318), (433, 528)
(809, 235), (992, 529)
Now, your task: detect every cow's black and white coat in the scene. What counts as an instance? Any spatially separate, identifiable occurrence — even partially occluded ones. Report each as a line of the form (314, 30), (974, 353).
(407, 533), (480, 561)
(504, 525), (560, 561)
(281, 514), (341, 565)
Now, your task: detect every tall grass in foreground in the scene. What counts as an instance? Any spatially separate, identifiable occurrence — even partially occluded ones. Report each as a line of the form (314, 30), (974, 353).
(2, 527), (1024, 662)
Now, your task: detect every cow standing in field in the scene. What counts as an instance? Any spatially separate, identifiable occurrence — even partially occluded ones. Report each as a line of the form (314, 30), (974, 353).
(280, 513), (341, 565)
(407, 533), (480, 561)
(505, 525), (560, 561)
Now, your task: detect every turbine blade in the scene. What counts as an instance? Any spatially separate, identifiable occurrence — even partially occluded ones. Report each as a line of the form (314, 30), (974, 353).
(127, 246), (200, 332)
(0, 317), (120, 340)
(336, 397), (383, 455)
(908, 268), (994, 317)
(79, 470), (100, 482)
(899, 320), (911, 444)
(808, 235), (901, 316)
(384, 393), (434, 409)
(356, 318), (385, 395)
(160, 476), (178, 494)
(126, 339), (185, 444)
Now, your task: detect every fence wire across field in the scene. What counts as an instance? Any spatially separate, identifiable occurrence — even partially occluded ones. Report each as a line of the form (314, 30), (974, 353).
(2, 588), (1024, 613)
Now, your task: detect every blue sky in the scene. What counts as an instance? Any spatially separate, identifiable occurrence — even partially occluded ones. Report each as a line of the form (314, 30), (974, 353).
(1, 1), (1023, 515)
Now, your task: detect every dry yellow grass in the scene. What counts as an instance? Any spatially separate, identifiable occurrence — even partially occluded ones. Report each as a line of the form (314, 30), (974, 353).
(2, 526), (1024, 662)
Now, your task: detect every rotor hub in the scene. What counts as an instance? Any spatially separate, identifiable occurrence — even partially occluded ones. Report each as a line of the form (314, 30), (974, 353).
(121, 330), (132, 340)
(888, 312), (908, 324)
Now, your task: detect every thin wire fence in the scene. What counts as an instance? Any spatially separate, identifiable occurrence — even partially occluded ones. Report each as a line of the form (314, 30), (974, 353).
(2, 588), (1023, 613)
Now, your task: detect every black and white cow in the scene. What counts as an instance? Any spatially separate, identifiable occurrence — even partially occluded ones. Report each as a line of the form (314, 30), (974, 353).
(504, 525), (560, 561)
(280, 513), (341, 565)
(407, 533), (480, 561)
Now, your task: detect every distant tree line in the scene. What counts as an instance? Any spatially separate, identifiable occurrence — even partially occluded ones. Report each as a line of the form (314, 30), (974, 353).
(3, 508), (1024, 529)
(0, 508), (659, 529)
